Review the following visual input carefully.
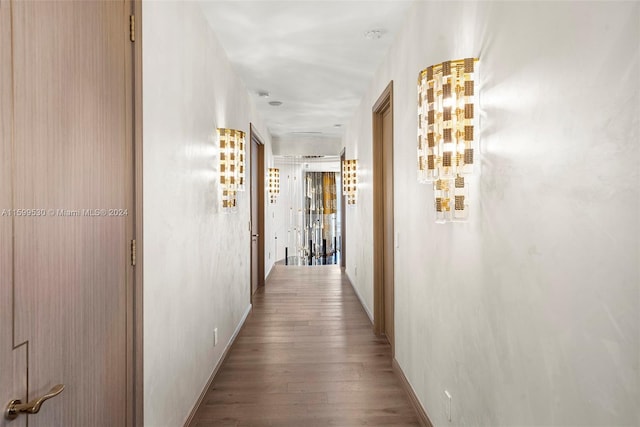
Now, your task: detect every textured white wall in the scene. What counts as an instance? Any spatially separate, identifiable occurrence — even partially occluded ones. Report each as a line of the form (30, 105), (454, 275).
(143, 2), (273, 425)
(344, 1), (639, 425)
(263, 146), (276, 277)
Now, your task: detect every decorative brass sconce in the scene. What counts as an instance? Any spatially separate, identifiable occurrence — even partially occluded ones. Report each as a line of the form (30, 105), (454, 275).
(417, 58), (478, 223)
(268, 168), (280, 203)
(218, 128), (245, 211)
(342, 159), (358, 205)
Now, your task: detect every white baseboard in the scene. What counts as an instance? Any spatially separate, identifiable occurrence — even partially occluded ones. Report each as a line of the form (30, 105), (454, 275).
(345, 271), (373, 323)
(183, 303), (252, 427)
(392, 359), (433, 427)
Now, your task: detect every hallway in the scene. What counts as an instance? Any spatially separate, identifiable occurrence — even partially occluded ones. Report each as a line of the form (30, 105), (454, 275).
(189, 266), (419, 427)
(0, 1), (637, 425)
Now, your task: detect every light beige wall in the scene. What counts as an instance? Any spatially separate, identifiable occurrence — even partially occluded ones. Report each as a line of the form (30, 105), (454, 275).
(142, 2), (274, 425)
(344, 1), (639, 424)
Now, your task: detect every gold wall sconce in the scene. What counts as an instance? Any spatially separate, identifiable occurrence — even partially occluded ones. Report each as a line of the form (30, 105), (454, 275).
(268, 167), (280, 203)
(342, 159), (358, 205)
(417, 58), (478, 223)
(217, 128), (245, 211)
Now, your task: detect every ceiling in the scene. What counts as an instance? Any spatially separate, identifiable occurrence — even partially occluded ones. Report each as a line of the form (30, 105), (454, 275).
(275, 155), (342, 172)
(200, 0), (414, 153)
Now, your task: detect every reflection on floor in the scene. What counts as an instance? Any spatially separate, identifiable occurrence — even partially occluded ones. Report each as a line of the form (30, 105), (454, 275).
(189, 265), (420, 427)
(276, 253), (341, 266)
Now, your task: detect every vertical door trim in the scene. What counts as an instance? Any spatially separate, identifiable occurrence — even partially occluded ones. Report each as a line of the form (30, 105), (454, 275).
(1, 0), (28, 416)
(131, 1), (143, 425)
(249, 123), (265, 304)
(372, 81), (394, 355)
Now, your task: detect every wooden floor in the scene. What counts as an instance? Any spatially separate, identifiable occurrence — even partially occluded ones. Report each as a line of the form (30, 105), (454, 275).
(189, 265), (420, 427)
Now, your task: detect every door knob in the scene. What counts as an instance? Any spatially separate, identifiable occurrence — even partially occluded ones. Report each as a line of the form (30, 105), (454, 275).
(252, 234), (259, 238)
(5, 384), (64, 420)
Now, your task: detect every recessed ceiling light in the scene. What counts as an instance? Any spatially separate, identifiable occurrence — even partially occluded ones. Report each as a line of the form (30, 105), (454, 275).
(257, 91), (270, 98)
(364, 29), (384, 40)
(334, 124), (342, 128)
(268, 101), (283, 106)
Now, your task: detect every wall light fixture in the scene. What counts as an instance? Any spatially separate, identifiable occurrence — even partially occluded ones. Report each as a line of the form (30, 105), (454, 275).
(342, 159), (358, 205)
(217, 128), (245, 211)
(268, 167), (280, 203)
(417, 58), (478, 223)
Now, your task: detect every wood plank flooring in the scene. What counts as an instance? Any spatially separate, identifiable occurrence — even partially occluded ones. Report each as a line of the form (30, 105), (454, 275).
(189, 265), (420, 427)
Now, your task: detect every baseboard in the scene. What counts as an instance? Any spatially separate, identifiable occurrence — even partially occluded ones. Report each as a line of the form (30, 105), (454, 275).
(392, 358), (433, 427)
(183, 304), (253, 427)
(344, 270), (374, 323)
(265, 263), (275, 283)
(344, 270), (430, 426)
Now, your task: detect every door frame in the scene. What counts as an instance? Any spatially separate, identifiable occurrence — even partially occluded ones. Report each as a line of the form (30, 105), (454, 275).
(132, 0), (144, 425)
(249, 123), (265, 304)
(372, 81), (394, 354)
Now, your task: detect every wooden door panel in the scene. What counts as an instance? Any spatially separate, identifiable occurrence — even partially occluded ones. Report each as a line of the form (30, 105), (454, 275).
(372, 82), (393, 348)
(251, 140), (259, 297)
(382, 108), (394, 347)
(8, 1), (131, 426)
(0, 3), (26, 427)
(250, 129), (265, 297)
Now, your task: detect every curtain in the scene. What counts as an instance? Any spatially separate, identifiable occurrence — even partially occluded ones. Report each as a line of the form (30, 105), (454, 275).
(322, 172), (336, 214)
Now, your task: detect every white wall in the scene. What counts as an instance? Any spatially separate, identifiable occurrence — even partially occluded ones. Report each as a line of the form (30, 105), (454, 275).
(344, 1), (639, 425)
(263, 147), (276, 276)
(143, 2), (274, 425)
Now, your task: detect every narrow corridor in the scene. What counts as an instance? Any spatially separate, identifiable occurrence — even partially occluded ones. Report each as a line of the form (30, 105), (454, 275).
(190, 265), (419, 427)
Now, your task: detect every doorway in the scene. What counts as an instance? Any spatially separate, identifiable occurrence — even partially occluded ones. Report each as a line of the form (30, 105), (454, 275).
(372, 81), (395, 355)
(250, 124), (265, 302)
(273, 156), (341, 266)
(0, 1), (140, 426)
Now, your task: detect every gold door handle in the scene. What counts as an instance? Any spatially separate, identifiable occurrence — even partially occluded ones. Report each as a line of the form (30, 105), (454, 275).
(5, 384), (64, 420)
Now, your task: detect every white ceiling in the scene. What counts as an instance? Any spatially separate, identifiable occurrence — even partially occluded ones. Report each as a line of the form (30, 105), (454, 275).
(275, 155), (342, 172)
(200, 0), (414, 153)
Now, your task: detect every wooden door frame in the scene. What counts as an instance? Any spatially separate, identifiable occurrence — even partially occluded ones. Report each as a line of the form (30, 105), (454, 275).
(132, 1), (144, 425)
(249, 123), (265, 304)
(372, 81), (394, 354)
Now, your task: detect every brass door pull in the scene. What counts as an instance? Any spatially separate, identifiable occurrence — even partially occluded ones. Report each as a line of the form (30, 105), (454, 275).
(5, 384), (64, 420)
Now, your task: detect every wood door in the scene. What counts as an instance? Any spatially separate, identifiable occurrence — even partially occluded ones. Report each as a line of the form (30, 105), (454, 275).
(382, 106), (394, 347)
(251, 139), (260, 297)
(0, 2), (21, 426)
(372, 82), (394, 355)
(250, 125), (265, 301)
(1, 1), (135, 426)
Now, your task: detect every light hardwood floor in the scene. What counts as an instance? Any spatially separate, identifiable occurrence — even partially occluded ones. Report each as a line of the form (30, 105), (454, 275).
(189, 265), (420, 427)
